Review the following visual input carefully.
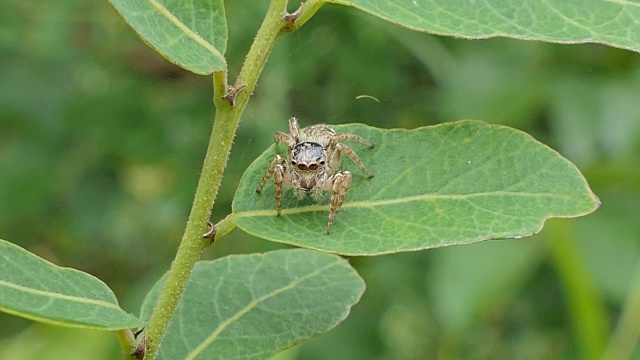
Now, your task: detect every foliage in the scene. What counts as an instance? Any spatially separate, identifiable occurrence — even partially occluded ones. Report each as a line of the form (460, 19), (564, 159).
(108, 0), (227, 74)
(329, 0), (640, 53)
(233, 121), (597, 255)
(1, 0), (638, 359)
(140, 250), (364, 359)
(0, 239), (139, 330)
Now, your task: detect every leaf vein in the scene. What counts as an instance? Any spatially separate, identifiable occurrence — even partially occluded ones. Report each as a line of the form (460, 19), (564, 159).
(0, 279), (120, 310)
(146, 0), (224, 60)
(185, 260), (343, 359)
(236, 191), (570, 218)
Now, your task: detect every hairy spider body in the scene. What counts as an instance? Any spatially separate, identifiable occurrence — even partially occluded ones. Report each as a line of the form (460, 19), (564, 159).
(256, 117), (374, 234)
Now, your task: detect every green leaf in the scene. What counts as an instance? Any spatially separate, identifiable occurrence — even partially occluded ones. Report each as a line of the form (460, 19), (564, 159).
(327, 0), (640, 54)
(232, 120), (599, 256)
(108, 0), (227, 75)
(140, 249), (365, 359)
(0, 239), (140, 330)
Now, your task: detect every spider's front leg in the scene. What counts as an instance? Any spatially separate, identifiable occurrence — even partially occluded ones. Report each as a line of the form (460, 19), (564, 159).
(326, 171), (352, 234)
(256, 155), (288, 216)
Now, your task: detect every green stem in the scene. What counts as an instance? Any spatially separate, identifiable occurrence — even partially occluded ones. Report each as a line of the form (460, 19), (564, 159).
(602, 259), (640, 360)
(116, 329), (137, 359)
(546, 219), (609, 360)
(144, 0), (290, 358)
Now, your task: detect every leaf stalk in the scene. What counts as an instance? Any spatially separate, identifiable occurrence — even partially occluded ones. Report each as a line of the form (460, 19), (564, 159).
(116, 329), (138, 360)
(286, 0), (325, 31)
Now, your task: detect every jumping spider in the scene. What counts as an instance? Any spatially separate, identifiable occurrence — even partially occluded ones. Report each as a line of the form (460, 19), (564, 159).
(256, 117), (374, 234)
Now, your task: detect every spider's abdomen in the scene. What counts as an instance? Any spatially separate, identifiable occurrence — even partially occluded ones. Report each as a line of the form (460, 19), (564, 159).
(298, 125), (336, 146)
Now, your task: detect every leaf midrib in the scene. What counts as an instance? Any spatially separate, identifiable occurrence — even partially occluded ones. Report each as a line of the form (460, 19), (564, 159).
(235, 190), (571, 218)
(147, 0), (224, 60)
(0, 279), (120, 310)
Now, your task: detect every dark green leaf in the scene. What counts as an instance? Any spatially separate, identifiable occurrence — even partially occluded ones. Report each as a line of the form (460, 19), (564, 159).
(0, 239), (140, 330)
(140, 249), (365, 359)
(109, 0), (227, 74)
(327, 0), (640, 54)
(233, 120), (599, 256)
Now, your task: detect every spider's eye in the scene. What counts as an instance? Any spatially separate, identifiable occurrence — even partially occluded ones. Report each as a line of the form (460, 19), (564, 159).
(309, 164), (319, 170)
(297, 164), (308, 171)
(291, 160), (296, 165)
(319, 160), (325, 165)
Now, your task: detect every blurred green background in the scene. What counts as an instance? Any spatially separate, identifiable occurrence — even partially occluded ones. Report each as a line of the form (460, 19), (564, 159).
(1, 1), (640, 359)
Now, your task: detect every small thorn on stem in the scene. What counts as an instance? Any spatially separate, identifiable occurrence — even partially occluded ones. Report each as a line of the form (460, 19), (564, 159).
(222, 84), (247, 106)
(132, 336), (146, 360)
(133, 327), (145, 340)
(283, 2), (304, 31)
(202, 221), (217, 242)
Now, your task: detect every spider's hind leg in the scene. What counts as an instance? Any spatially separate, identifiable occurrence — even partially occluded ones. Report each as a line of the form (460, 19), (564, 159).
(333, 133), (374, 148)
(335, 143), (374, 179)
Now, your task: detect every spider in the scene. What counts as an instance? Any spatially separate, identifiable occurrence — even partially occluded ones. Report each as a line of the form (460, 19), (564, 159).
(256, 117), (374, 234)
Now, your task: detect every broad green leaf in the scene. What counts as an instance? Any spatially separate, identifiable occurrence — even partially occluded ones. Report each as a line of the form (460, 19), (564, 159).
(327, 0), (640, 54)
(232, 120), (599, 256)
(109, 0), (227, 74)
(140, 249), (365, 359)
(0, 239), (140, 330)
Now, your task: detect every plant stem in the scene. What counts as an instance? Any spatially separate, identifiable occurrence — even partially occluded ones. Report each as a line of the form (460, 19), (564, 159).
(116, 329), (137, 359)
(602, 259), (640, 360)
(546, 219), (609, 360)
(143, 0), (290, 358)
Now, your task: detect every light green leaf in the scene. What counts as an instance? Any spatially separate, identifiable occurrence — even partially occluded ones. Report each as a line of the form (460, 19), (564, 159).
(140, 249), (365, 359)
(327, 0), (640, 54)
(109, 0), (227, 75)
(0, 239), (140, 330)
(232, 120), (599, 256)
